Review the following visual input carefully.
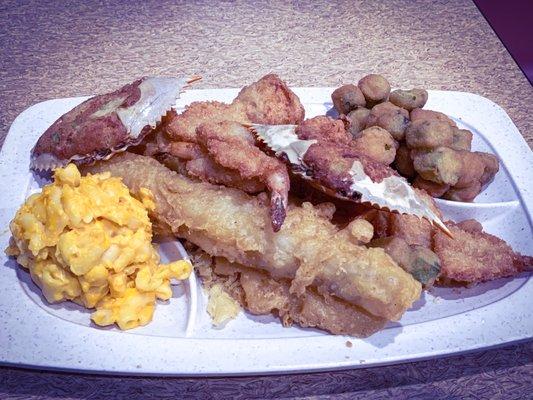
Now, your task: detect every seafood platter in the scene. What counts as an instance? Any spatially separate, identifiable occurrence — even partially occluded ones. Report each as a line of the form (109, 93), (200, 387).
(0, 74), (531, 375)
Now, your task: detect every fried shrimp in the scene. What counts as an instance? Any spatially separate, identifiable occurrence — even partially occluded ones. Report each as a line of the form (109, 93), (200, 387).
(165, 101), (249, 143)
(141, 74), (305, 230)
(196, 121), (290, 231)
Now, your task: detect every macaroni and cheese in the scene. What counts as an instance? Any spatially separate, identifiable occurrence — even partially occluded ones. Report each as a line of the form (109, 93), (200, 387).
(6, 164), (192, 330)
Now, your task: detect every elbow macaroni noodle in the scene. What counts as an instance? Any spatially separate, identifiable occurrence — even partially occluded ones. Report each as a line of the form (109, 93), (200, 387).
(6, 164), (192, 330)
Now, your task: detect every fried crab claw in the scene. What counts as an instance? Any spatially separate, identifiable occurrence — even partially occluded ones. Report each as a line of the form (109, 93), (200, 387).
(249, 123), (452, 237)
(30, 75), (201, 171)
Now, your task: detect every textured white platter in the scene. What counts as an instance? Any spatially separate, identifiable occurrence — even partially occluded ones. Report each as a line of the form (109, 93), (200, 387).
(0, 88), (531, 376)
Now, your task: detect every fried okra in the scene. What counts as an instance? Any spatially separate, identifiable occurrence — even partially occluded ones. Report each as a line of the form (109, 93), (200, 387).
(393, 145), (416, 177)
(370, 237), (441, 287)
(353, 126), (397, 165)
(412, 176), (450, 197)
(358, 74), (391, 107)
(443, 182), (482, 202)
(475, 152), (499, 184)
(454, 151), (485, 188)
(366, 102), (410, 141)
(410, 108), (457, 127)
(389, 89), (428, 111)
(408, 246), (441, 287)
(369, 237), (412, 271)
(344, 107), (371, 138)
(412, 147), (463, 185)
(450, 129), (473, 151)
(405, 120), (455, 149)
(331, 84), (366, 114)
(370, 101), (409, 118)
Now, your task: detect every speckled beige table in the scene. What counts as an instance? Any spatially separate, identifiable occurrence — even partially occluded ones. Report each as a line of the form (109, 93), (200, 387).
(0, 0), (531, 399)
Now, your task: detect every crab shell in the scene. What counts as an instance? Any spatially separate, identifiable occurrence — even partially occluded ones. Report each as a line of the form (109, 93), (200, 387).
(250, 123), (451, 236)
(30, 76), (189, 171)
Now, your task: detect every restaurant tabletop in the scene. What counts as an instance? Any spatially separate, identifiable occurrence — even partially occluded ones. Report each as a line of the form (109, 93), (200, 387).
(0, 0), (531, 399)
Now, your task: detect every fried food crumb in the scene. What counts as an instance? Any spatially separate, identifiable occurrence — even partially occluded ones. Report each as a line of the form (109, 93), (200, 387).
(206, 283), (241, 327)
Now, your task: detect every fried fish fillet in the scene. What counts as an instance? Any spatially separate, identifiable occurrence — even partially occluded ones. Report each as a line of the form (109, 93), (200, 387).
(434, 220), (532, 284)
(194, 253), (387, 337)
(84, 153), (421, 321)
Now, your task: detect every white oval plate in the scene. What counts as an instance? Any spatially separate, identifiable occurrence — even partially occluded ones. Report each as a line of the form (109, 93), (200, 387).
(0, 88), (531, 376)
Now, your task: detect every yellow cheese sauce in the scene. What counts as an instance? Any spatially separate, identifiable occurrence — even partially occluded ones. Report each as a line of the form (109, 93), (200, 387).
(6, 164), (192, 330)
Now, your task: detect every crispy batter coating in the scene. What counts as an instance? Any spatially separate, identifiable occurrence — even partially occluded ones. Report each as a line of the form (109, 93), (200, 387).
(292, 117), (399, 193)
(296, 115), (351, 145)
(186, 155), (265, 194)
(412, 147), (463, 185)
(366, 102), (410, 141)
(204, 258), (387, 337)
(164, 101), (249, 143)
(147, 128), (267, 194)
(450, 129), (473, 151)
(434, 221), (532, 284)
(368, 101), (410, 120)
(344, 107), (371, 138)
(331, 84), (366, 114)
(454, 151), (485, 189)
(475, 152), (499, 184)
(371, 111), (410, 141)
(410, 108), (457, 127)
(151, 75), (306, 231)
(360, 209), (391, 239)
(370, 237), (441, 287)
(389, 89), (428, 111)
(412, 176), (450, 197)
(163, 74), (304, 143)
(85, 153), (422, 320)
(405, 120), (455, 149)
(235, 73), (305, 124)
(302, 142), (397, 199)
(353, 126), (397, 165)
(390, 213), (433, 248)
(389, 188), (441, 248)
(370, 237), (412, 271)
(358, 74), (391, 107)
(443, 182), (482, 202)
(197, 121), (290, 231)
(393, 145), (416, 178)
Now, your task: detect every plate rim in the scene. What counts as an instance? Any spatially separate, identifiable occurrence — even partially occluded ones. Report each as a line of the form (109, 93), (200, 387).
(0, 88), (531, 376)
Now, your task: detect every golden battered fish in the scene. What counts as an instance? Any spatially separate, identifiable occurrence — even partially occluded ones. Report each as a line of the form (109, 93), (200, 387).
(84, 153), (421, 321)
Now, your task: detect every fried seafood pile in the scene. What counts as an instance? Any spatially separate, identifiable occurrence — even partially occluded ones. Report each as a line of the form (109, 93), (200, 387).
(17, 73), (531, 336)
(142, 74), (304, 231)
(333, 75), (499, 201)
(84, 153), (414, 336)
